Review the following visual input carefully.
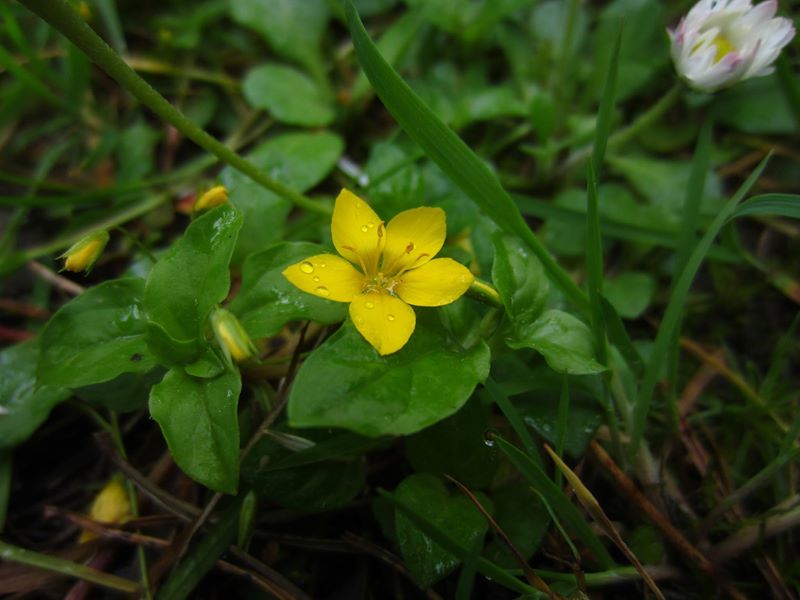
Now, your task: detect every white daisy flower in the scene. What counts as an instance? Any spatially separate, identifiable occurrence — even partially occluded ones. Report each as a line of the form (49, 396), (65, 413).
(669, 0), (795, 93)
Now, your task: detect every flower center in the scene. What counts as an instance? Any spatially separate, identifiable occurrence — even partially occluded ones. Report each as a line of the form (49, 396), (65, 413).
(362, 271), (400, 295)
(710, 33), (735, 62)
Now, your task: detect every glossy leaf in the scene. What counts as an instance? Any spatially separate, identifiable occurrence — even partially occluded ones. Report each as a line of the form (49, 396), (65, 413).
(288, 317), (491, 436)
(491, 233), (548, 335)
(731, 193), (800, 221)
(484, 482), (549, 568)
(149, 367), (241, 493)
(220, 132), (343, 265)
(144, 204), (241, 360)
(38, 278), (155, 388)
(405, 398), (497, 488)
(230, 242), (348, 339)
(0, 341), (70, 449)
(394, 474), (490, 587)
(509, 310), (605, 375)
(242, 64), (334, 127)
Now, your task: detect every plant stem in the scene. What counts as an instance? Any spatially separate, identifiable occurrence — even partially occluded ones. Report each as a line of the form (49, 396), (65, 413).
(18, 0), (329, 217)
(562, 83), (683, 172)
(466, 278), (503, 309)
(0, 540), (140, 593)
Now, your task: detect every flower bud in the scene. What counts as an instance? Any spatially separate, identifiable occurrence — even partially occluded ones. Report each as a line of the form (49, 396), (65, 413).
(193, 185), (229, 213)
(669, 0), (795, 93)
(210, 308), (256, 363)
(60, 230), (109, 274)
(78, 477), (131, 542)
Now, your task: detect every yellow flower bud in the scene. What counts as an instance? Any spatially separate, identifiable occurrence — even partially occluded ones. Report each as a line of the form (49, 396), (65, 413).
(60, 230), (109, 274)
(193, 185), (229, 213)
(78, 477), (131, 543)
(211, 308), (256, 363)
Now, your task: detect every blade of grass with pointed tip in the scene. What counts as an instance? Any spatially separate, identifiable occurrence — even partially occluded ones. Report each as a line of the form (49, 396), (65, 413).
(592, 20), (622, 177)
(343, 0), (588, 312)
(544, 445), (665, 600)
(630, 155), (771, 455)
(379, 489), (544, 598)
(586, 162), (607, 367)
(493, 435), (616, 568)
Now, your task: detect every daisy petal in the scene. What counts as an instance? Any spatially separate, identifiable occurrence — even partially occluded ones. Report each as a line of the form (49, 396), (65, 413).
(395, 258), (474, 307)
(382, 207), (446, 275)
(331, 189), (385, 273)
(282, 254), (364, 302)
(349, 293), (415, 355)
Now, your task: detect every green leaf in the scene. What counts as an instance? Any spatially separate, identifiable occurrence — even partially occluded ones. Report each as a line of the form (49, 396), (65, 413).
(228, 0), (329, 80)
(604, 272), (654, 320)
(288, 317), (491, 436)
(731, 193), (800, 221)
(230, 242), (347, 339)
(0, 341), (70, 449)
(394, 474), (490, 587)
(149, 368), (241, 493)
(144, 204), (242, 360)
(491, 233), (549, 335)
(117, 120), (160, 183)
(343, 0), (588, 311)
(405, 398), (497, 489)
(242, 64), (334, 127)
(484, 482), (550, 568)
(37, 278), (156, 388)
(509, 310), (605, 375)
(75, 368), (165, 412)
(713, 74), (798, 134)
(220, 132), (343, 265)
(493, 435), (616, 568)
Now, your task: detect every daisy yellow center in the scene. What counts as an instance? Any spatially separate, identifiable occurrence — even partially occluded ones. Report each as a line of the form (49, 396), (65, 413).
(711, 33), (735, 62)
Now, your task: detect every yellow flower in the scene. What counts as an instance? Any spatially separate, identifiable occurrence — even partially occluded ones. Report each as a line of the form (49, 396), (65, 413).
(193, 185), (229, 213)
(78, 478), (131, 543)
(60, 230), (109, 274)
(283, 189), (474, 355)
(210, 308), (256, 363)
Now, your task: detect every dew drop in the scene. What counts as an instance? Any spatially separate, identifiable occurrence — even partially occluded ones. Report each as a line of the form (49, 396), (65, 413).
(367, 221), (375, 228)
(315, 286), (329, 297)
(300, 261), (314, 274)
(365, 300), (375, 309)
(387, 314), (395, 321)
(361, 225), (369, 233)
(405, 241), (416, 254)
(320, 262), (327, 268)
(312, 276), (320, 282)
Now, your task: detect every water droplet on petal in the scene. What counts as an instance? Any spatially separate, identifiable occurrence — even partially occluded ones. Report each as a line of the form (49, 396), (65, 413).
(312, 276), (320, 282)
(387, 314), (395, 321)
(356, 317), (364, 325)
(405, 242), (416, 254)
(361, 225), (369, 233)
(320, 262), (327, 268)
(300, 261), (314, 274)
(365, 300), (375, 309)
(315, 286), (329, 297)
(367, 221), (375, 228)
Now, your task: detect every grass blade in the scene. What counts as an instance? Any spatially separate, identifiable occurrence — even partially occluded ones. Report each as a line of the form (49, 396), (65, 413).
(492, 435), (616, 569)
(379, 489), (544, 598)
(481, 377), (543, 467)
(592, 21), (622, 176)
(630, 155), (771, 455)
(731, 193), (800, 221)
(343, 0), (588, 312)
(676, 120), (713, 273)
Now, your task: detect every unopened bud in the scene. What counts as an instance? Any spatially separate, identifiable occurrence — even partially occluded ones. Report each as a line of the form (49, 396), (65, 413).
(211, 308), (256, 363)
(79, 477), (131, 543)
(60, 230), (109, 274)
(193, 185), (229, 213)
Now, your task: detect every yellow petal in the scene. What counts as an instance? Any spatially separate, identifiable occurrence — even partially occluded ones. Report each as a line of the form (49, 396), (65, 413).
(282, 254), (364, 302)
(349, 292), (415, 355)
(382, 207), (446, 275)
(331, 189), (385, 274)
(395, 258), (474, 307)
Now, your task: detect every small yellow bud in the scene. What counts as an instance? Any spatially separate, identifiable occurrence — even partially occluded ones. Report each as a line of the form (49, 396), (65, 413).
(77, 1), (91, 20)
(193, 185), (229, 213)
(60, 230), (109, 274)
(78, 477), (131, 543)
(211, 308), (256, 363)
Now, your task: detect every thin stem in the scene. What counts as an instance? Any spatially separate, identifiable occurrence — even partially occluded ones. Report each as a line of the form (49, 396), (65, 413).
(18, 0), (329, 217)
(562, 84), (683, 172)
(0, 540), (140, 594)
